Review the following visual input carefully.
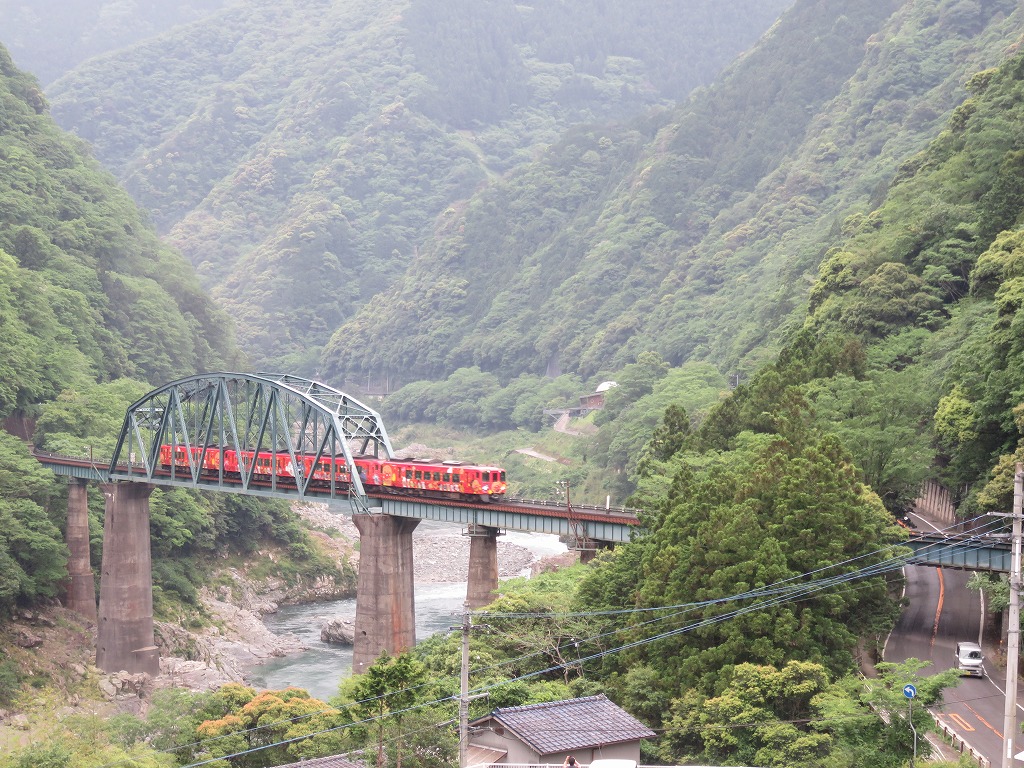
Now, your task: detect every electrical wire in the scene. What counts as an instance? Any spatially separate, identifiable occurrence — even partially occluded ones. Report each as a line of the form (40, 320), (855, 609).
(95, 512), (1009, 768)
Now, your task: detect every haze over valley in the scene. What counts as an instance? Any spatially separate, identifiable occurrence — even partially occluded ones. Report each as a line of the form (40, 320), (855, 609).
(3, 1), (1024, 766)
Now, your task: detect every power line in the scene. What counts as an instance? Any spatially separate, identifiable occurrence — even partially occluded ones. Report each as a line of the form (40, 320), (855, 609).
(133, 513), (1008, 767)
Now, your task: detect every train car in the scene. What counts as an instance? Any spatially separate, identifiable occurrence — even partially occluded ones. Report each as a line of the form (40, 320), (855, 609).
(373, 459), (506, 502)
(158, 445), (507, 502)
(350, 457), (506, 502)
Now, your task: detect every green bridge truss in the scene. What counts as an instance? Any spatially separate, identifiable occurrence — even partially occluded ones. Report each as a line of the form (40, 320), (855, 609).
(107, 372), (394, 513)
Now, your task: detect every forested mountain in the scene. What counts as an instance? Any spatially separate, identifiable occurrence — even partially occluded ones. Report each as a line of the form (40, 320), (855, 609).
(576, 37), (1024, 763)
(41, 0), (792, 373)
(0, 46), (237, 416)
(0, 46), (341, 630)
(5, 0), (1024, 764)
(326, 0), (1024, 385)
(0, 0), (232, 86)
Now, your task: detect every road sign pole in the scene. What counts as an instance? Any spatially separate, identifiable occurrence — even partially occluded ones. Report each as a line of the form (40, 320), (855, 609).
(904, 684), (918, 768)
(909, 698), (917, 768)
(1002, 462), (1023, 768)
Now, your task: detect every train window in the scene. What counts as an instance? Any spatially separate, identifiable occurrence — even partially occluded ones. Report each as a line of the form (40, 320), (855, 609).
(452, 474), (460, 483)
(433, 472), (441, 481)
(405, 469), (413, 479)
(442, 473), (451, 482)
(500, 471), (506, 481)
(415, 471), (422, 480)
(483, 471), (490, 481)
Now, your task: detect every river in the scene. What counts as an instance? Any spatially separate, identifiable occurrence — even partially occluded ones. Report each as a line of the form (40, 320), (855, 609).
(247, 527), (567, 701)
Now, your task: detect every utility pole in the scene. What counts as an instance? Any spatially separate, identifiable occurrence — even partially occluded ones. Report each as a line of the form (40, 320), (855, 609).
(454, 604), (489, 768)
(1001, 462), (1023, 768)
(459, 603), (470, 768)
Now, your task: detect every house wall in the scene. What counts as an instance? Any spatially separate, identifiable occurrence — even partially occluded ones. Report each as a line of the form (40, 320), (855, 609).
(555, 742), (640, 763)
(472, 728), (538, 764)
(472, 726), (642, 765)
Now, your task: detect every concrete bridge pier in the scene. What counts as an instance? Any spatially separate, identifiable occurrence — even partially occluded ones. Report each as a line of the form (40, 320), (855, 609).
(66, 478), (97, 622)
(580, 541), (614, 564)
(352, 514), (420, 674)
(466, 525), (500, 609)
(97, 482), (159, 676)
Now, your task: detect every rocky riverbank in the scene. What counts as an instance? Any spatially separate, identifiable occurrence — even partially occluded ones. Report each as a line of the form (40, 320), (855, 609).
(156, 502), (561, 692)
(0, 500), (571, 728)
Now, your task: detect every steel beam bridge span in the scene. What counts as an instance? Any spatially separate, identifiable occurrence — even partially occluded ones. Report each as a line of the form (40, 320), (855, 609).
(904, 531), (1011, 572)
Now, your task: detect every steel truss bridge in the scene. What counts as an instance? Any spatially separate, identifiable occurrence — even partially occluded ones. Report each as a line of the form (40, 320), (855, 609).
(34, 372), (638, 543)
(32, 370), (1020, 561)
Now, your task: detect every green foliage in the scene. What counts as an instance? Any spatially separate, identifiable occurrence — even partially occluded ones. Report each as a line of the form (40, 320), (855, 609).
(384, 368), (584, 433)
(33, 378), (151, 458)
(967, 571), (1010, 613)
(814, 660), (960, 768)
(3, 741), (74, 768)
(0, 432), (66, 615)
(804, 371), (935, 514)
(0, 46), (237, 391)
(334, 650), (453, 768)
(0, 656), (23, 707)
(44, 0), (790, 375)
(574, 420), (905, 717)
(663, 661), (833, 767)
(0, 712), (179, 767)
(319, 0), (1024, 387)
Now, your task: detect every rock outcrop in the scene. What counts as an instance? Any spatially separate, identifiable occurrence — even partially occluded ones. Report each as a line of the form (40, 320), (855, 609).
(321, 618), (356, 645)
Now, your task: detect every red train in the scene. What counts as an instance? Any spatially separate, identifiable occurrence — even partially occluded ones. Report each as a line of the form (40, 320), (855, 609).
(158, 445), (507, 502)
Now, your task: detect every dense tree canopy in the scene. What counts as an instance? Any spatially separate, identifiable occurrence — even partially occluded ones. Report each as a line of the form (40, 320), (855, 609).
(43, 0), (791, 374)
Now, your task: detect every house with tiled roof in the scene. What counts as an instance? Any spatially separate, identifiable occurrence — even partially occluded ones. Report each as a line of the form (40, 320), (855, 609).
(467, 694), (655, 766)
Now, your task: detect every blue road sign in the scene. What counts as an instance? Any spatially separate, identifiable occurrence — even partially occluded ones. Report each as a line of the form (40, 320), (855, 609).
(903, 684), (917, 699)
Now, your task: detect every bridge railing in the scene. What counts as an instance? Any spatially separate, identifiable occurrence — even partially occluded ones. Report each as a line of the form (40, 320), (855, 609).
(932, 710), (989, 767)
(508, 497), (642, 517)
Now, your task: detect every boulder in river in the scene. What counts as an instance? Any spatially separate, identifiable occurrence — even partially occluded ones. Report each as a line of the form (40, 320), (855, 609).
(321, 617), (356, 645)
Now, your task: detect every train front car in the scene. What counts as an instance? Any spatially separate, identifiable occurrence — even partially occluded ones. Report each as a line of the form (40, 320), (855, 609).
(474, 465), (507, 501)
(369, 459), (508, 502)
(446, 462), (507, 502)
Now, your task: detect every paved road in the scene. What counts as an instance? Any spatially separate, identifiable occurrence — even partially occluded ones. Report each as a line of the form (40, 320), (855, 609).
(885, 512), (1024, 766)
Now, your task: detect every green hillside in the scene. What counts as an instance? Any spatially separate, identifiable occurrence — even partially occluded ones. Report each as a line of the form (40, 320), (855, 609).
(43, 0), (792, 373)
(4, 2), (1024, 764)
(0, 46), (238, 414)
(0, 45), (344, 638)
(325, 0), (1023, 386)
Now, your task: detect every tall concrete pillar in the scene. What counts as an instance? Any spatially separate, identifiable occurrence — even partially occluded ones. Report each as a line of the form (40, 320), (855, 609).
(579, 542), (612, 564)
(352, 514), (420, 674)
(97, 482), (159, 676)
(466, 526), (500, 609)
(66, 478), (97, 622)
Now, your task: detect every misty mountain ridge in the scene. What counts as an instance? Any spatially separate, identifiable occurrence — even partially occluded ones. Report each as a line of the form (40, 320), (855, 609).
(40, 0), (792, 374)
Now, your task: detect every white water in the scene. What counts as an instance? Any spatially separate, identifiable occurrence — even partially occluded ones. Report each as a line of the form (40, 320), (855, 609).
(248, 528), (566, 702)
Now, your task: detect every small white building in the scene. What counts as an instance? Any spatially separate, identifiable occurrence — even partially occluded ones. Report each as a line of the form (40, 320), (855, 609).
(467, 694), (655, 766)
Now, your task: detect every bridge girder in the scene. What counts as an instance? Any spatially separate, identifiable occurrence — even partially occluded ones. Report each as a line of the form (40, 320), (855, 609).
(107, 372), (393, 513)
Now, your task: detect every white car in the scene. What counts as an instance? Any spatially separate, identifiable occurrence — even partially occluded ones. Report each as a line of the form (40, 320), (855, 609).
(955, 641), (985, 678)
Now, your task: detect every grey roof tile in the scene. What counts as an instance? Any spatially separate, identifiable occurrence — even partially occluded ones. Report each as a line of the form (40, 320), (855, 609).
(471, 694), (655, 755)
